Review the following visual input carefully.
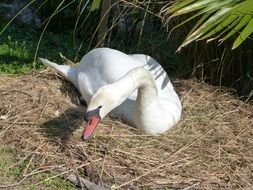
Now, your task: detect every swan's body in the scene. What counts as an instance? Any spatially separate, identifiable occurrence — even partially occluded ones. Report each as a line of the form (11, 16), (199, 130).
(39, 48), (181, 138)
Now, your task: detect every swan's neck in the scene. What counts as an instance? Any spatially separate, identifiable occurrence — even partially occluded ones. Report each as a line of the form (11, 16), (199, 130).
(113, 68), (173, 134)
(113, 68), (158, 107)
(131, 68), (159, 109)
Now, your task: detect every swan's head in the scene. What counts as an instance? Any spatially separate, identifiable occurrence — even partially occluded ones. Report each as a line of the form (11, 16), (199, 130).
(82, 85), (121, 140)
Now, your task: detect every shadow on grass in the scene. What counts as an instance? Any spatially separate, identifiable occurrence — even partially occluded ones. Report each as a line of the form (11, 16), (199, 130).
(40, 80), (86, 149)
(41, 107), (84, 140)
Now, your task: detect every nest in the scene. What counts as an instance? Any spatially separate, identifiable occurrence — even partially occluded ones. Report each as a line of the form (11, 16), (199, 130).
(0, 70), (253, 189)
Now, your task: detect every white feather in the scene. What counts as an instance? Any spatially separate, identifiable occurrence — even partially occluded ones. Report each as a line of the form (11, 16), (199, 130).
(40, 48), (182, 135)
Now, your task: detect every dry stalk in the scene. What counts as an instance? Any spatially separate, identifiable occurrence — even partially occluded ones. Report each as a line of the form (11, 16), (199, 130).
(0, 71), (252, 189)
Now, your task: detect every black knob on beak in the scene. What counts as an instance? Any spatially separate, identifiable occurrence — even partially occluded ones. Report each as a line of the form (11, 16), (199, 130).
(84, 106), (102, 122)
(84, 113), (89, 122)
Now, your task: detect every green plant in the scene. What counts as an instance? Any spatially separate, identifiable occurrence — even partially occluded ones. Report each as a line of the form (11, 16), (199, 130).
(0, 24), (87, 74)
(162, 0), (253, 50)
(0, 146), (74, 189)
(160, 0), (253, 97)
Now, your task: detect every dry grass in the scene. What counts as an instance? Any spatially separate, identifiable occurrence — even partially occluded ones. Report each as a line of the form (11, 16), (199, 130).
(0, 70), (252, 189)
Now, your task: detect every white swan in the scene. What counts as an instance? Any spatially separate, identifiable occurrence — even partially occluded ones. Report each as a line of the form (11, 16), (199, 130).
(39, 48), (182, 140)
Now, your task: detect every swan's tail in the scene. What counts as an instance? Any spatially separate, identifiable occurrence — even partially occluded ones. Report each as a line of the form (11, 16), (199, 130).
(39, 58), (79, 89)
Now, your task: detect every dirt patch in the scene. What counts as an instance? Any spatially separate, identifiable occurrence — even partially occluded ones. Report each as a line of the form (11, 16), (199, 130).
(0, 70), (252, 189)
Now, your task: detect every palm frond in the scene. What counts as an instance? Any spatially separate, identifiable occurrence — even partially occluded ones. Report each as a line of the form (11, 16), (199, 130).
(161, 0), (253, 50)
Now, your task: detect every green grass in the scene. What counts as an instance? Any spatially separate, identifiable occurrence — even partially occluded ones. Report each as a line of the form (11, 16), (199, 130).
(0, 146), (18, 187)
(0, 35), (35, 74)
(0, 146), (75, 189)
(0, 24), (87, 75)
(0, 24), (84, 188)
(0, 146), (16, 171)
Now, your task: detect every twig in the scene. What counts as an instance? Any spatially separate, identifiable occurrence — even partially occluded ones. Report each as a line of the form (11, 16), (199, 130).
(35, 159), (102, 185)
(59, 53), (76, 66)
(99, 125), (114, 181)
(114, 129), (214, 189)
(67, 174), (109, 190)
(0, 182), (25, 189)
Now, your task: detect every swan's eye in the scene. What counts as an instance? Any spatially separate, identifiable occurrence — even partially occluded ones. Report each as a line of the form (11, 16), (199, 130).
(98, 105), (102, 109)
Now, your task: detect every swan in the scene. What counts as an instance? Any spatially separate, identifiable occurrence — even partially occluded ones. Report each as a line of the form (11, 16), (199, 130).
(39, 48), (182, 140)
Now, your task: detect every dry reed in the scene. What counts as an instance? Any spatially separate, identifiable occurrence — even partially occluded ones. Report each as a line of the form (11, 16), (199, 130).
(0, 70), (252, 189)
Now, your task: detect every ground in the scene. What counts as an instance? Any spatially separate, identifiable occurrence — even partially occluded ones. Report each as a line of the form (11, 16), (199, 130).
(0, 70), (252, 189)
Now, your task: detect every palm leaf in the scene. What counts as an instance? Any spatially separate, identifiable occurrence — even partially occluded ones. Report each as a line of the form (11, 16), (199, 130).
(220, 14), (252, 42)
(233, 18), (253, 49)
(178, 7), (232, 51)
(199, 14), (238, 40)
(168, 0), (217, 16)
(163, 0), (253, 50)
(206, 16), (241, 43)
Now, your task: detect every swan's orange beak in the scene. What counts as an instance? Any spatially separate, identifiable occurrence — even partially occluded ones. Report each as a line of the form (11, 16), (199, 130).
(82, 116), (101, 140)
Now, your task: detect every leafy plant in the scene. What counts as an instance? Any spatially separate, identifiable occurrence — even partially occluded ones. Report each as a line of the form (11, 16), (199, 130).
(162, 0), (253, 50)
(0, 24), (86, 74)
